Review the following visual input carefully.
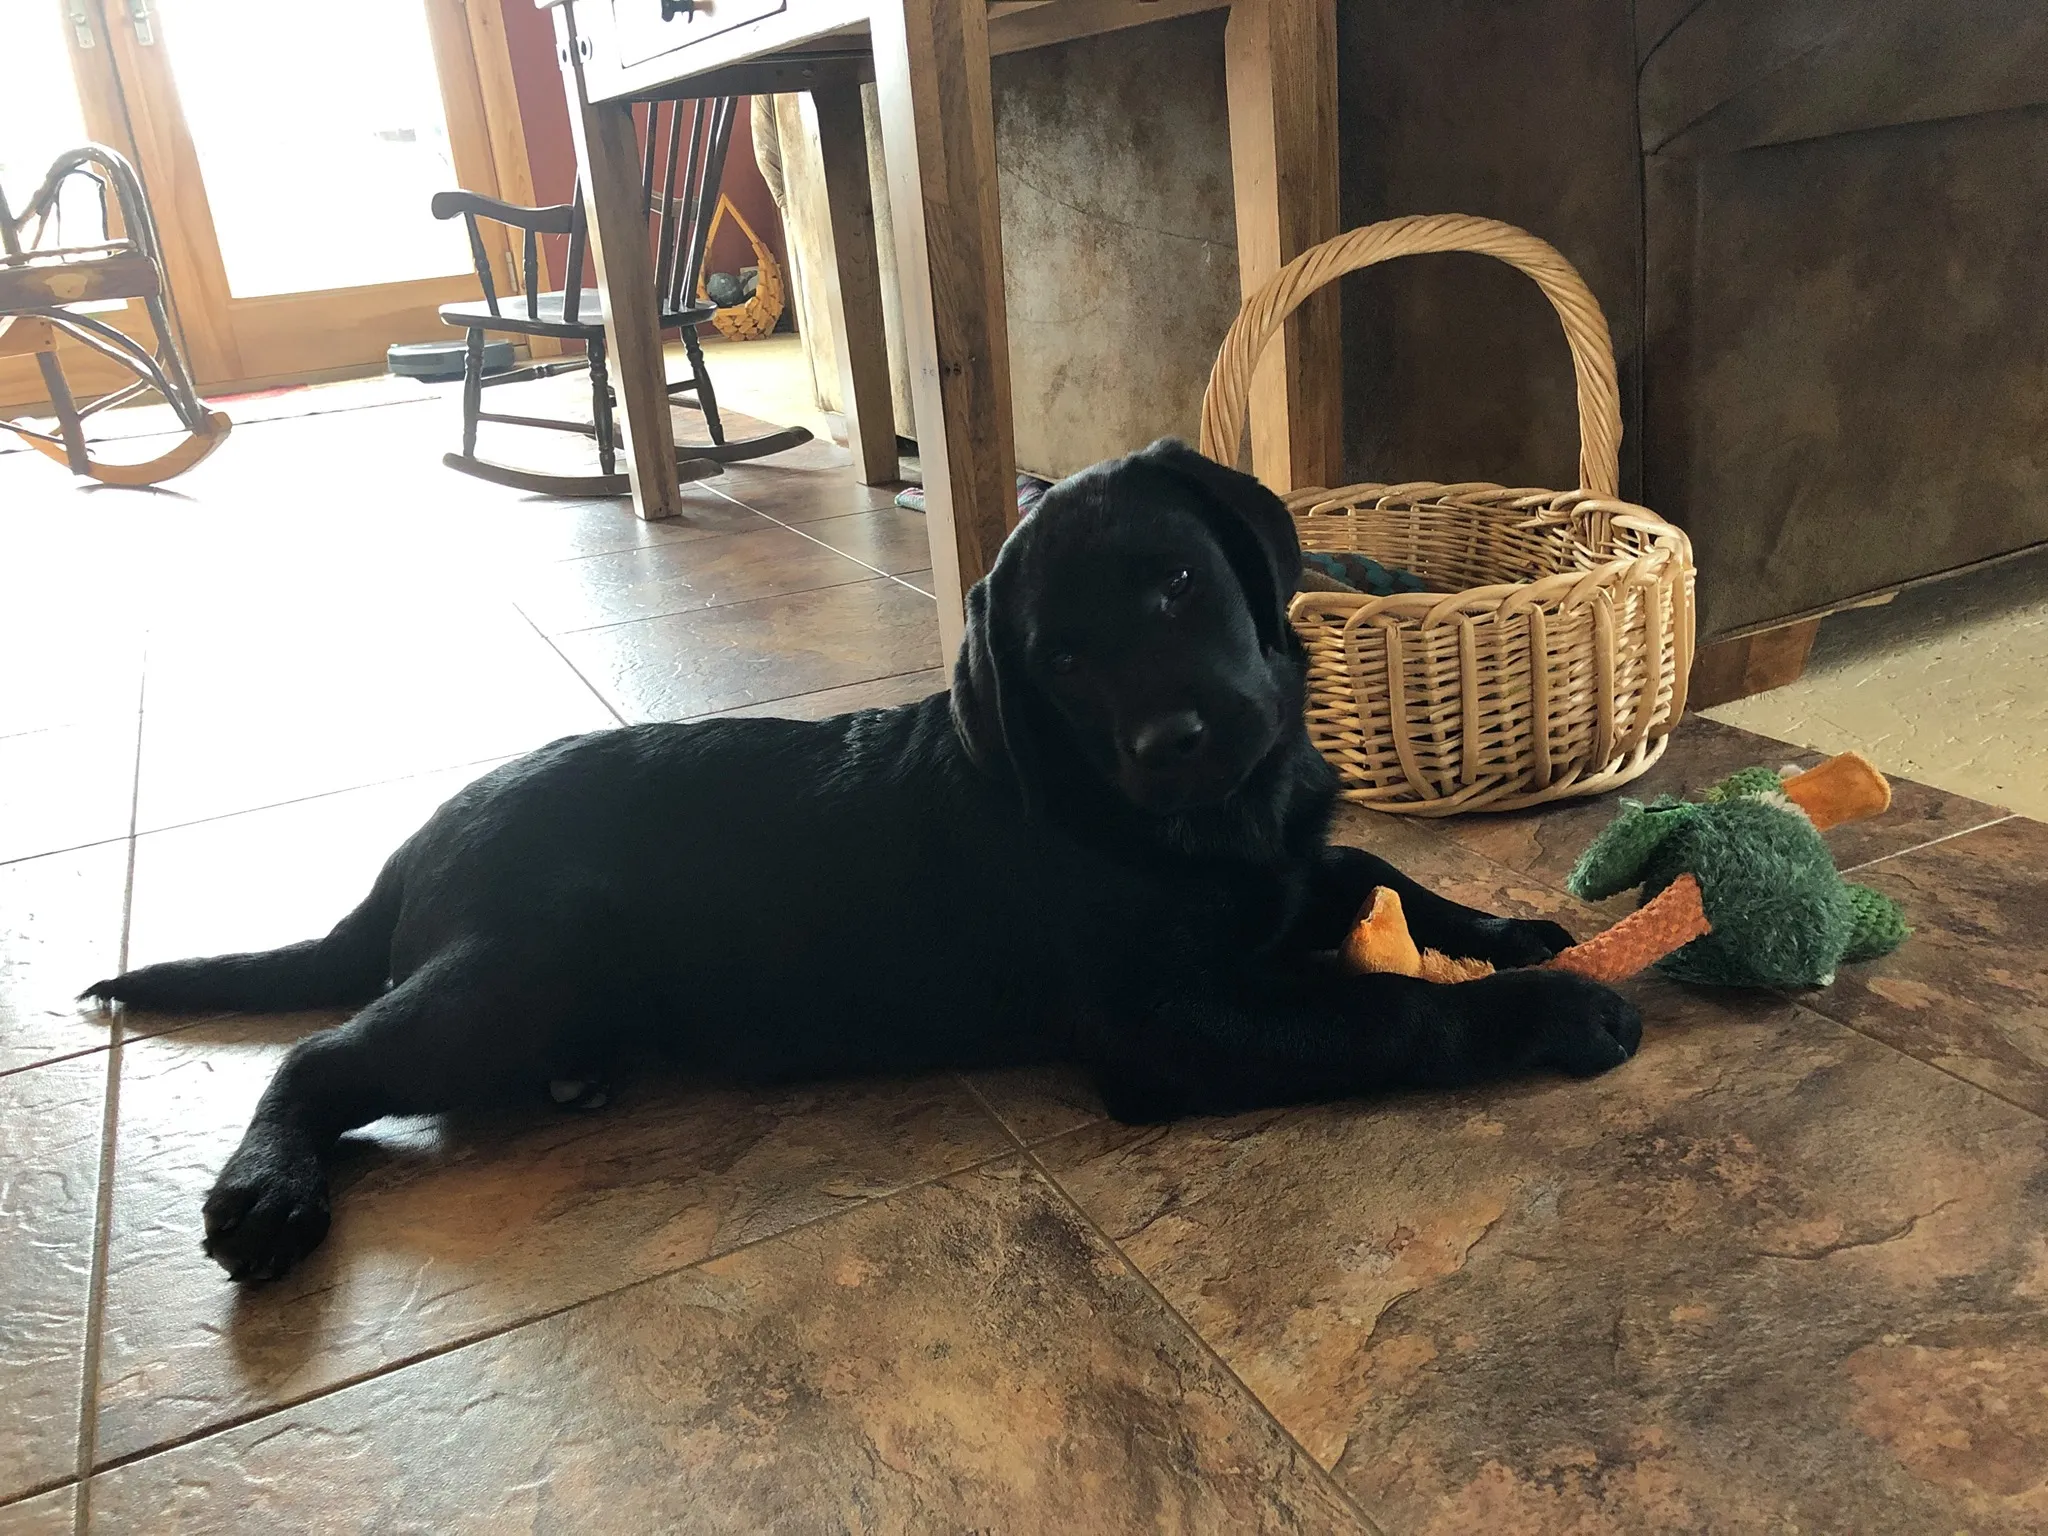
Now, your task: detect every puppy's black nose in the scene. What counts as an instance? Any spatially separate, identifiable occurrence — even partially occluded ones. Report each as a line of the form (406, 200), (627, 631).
(1129, 710), (1207, 768)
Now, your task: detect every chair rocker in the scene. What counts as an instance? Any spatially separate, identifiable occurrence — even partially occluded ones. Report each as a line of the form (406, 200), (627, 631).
(1, 145), (230, 487)
(432, 95), (809, 497)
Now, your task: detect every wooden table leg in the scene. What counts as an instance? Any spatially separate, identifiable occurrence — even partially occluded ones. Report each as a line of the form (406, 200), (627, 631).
(811, 85), (900, 488)
(1224, 0), (1341, 493)
(869, 0), (1018, 658)
(553, 7), (684, 521)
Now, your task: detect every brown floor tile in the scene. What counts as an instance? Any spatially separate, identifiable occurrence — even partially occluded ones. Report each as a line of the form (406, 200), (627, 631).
(896, 567), (937, 597)
(512, 524), (879, 635)
(1432, 715), (2006, 898)
(0, 1485), (74, 1536)
(1037, 993), (2048, 1534)
(552, 575), (941, 722)
(0, 843), (127, 1075)
(1803, 815), (2048, 1117)
(87, 1163), (1364, 1533)
(92, 1018), (1012, 1463)
(1830, 773), (2012, 872)
(715, 452), (903, 525)
(795, 507), (934, 575)
(697, 667), (947, 722)
(234, 411), (763, 564)
(458, 489), (754, 563)
(0, 1054), (105, 1504)
(0, 719), (139, 865)
(134, 598), (612, 832)
(1328, 800), (1471, 875)
(964, 1064), (1108, 1146)
(406, 477), (768, 568)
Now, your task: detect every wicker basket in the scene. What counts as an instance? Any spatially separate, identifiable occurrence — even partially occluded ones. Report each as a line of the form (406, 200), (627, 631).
(1200, 213), (1695, 815)
(697, 194), (786, 342)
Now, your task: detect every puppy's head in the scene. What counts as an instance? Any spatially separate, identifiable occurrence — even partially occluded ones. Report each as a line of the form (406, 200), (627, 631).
(952, 439), (1303, 816)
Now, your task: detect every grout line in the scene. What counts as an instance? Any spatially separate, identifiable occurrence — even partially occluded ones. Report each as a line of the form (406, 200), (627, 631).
(704, 479), (909, 570)
(0, 388), (447, 457)
(0, 1040), (118, 1085)
(82, 1141), (1025, 1480)
(0, 1479), (78, 1516)
(115, 755), (520, 850)
(1841, 812), (2019, 874)
(1018, 1140), (1388, 1535)
(680, 665), (945, 723)
(542, 521), (773, 570)
(0, 1011), (243, 1085)
(885, 571), (937, 601)
(510, 604), (626, 726)
(544, 566), (903, 640)
(0, 832), (134, 873)
(1788, 997), (2048, 1126)
(701, 474), (938, 611)
(956, 1072), (1028, 1153)
(0, 711), (143, 747)
(71, 676), (146, 1534)
(954, 1071), (1108, 1155)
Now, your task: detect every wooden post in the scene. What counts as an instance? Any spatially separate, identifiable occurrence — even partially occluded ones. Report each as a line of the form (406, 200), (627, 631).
(552, 5), (684, 521)
(1689, 619), (1823, 710)
(1223, 0), (1341, 493)
(869, 0), (1019, 658)
(810, 85), (900, 487)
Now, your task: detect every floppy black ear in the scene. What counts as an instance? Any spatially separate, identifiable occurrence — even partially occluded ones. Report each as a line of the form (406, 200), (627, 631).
(950, 565), (1043, 809)
(1133, 437), (1301, 649)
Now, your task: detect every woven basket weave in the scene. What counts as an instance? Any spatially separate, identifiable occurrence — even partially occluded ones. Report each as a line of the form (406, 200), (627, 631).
(1201, 213), (1695, 815)
(697, 194), (786, 342)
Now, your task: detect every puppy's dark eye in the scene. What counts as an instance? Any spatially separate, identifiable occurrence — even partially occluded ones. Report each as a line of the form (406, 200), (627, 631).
(1164, 568), (1194, 601)
(1048, 652), (1077, 676)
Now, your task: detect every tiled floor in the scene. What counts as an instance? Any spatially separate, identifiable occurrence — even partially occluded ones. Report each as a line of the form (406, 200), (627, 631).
(3, 397), (2047, 1533)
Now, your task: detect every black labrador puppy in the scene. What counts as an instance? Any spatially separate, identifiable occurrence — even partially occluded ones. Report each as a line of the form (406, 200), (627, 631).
(84, 439), (1639, 1282)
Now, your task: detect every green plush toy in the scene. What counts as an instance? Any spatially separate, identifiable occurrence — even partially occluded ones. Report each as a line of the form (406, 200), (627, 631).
(1566, 752), (1910, 989)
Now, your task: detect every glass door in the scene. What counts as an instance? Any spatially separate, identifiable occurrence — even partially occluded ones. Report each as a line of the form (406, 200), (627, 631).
(9, 0), (527, 399)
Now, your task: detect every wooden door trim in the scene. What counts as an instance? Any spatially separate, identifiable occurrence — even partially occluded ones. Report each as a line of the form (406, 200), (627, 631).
(454, 0), (561, 354)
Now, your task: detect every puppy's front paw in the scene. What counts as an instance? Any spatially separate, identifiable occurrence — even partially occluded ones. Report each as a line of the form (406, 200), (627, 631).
(1465, 915), (1577, 969)
(202, 1132), (331, 1283)
(1477, 968), (1643, 1079)
(1532, 975), (1643, 1078)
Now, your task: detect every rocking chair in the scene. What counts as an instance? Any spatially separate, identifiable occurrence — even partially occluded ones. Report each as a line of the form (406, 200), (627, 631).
(1, 145), (230, 486)
(431, 94), (810, 497)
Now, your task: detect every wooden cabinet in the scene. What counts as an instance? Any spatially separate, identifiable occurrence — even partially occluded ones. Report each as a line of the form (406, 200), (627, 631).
(1336, 0), (2048, 655)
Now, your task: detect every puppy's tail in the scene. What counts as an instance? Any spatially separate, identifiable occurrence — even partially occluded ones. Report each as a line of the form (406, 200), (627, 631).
(80, 853), (406, 1013)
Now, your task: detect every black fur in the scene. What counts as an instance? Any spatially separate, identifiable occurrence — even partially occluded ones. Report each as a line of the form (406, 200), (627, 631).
(83, 438), (1638, 1282)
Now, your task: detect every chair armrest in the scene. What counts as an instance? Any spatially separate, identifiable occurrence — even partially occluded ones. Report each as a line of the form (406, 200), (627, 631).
(429, 191), (577, 235)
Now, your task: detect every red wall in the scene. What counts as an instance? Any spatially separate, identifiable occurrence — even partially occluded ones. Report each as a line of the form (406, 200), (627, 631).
(495, 0), (791, 300)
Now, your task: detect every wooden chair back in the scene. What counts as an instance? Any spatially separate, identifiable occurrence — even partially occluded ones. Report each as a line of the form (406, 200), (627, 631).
(439, 95), (737, 328)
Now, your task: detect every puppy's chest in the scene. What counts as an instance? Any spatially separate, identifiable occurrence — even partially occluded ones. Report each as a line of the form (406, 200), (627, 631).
(1072, 860), (1307, 966)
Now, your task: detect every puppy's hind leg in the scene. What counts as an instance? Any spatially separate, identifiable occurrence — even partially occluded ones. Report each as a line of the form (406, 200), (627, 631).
(204, 942), (569, 1282)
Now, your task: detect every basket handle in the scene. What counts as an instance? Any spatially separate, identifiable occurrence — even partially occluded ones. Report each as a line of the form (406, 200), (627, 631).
(1200, 214), (1622, 498)
(696, 193), (776, 303)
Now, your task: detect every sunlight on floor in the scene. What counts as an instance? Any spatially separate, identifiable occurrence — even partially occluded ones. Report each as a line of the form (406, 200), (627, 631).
(1708, 547), (2048, 819)
(688, 333), (832, 448)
